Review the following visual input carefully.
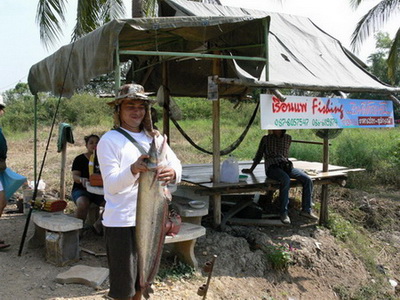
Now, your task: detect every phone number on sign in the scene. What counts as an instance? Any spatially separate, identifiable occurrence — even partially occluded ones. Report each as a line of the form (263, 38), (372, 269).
(274, 118), (310, 127)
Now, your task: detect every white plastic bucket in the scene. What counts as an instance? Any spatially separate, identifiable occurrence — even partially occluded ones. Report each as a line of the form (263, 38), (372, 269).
(220, 156), (239, 183)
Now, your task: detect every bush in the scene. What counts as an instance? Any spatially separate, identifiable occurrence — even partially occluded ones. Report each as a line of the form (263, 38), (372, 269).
(264, 243), (295, 270)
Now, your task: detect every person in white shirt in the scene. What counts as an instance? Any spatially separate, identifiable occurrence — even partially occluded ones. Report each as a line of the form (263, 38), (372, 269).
(97, 83), (182, 300)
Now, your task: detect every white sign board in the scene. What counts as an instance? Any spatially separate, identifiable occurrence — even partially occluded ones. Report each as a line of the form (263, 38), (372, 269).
(260, 94), (394, 129)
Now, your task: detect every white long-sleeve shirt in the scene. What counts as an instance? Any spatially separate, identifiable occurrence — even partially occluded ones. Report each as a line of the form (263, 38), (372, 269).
(97, 128), (182, 227)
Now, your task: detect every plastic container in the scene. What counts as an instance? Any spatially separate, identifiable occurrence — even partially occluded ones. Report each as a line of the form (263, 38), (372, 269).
(0, 168), (27, 200)
(23, 189), (44, 215)
(220, 156), (239, 183)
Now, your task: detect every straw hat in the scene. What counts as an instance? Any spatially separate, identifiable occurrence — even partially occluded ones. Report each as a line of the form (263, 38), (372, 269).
(109, 84), (156, 135)
(107, 83), (156, 106)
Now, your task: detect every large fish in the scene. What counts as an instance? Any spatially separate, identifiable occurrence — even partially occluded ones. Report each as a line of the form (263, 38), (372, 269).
(136, 134), (170, 298)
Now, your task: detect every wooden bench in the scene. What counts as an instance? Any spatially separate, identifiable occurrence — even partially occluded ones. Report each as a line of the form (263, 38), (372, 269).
(164, 222), (206, 268)
(28, 211), (83, 267)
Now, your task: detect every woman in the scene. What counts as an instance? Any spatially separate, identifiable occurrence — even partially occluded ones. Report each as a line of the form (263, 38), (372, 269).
(71, 134), (105, 234)
(0, 96), (10, 249)
(97, 83), (182, 299)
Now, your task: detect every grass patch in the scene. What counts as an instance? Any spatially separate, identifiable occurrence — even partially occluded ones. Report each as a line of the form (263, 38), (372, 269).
(156, 259), (196, 281)
(327, 211), (398, 299)
(334, 282), (397, 300)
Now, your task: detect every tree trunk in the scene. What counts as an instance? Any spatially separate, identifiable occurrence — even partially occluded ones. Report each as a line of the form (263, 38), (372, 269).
(132, 0), (144, 17)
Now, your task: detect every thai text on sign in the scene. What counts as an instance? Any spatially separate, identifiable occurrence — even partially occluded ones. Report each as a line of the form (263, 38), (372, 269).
(260, 94), (394, 129)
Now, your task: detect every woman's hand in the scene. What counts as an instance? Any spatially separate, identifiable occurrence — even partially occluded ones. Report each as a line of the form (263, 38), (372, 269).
(80, 177), (89, 187)
(157, 166), (176, 186)
(130, 155), (150, 175)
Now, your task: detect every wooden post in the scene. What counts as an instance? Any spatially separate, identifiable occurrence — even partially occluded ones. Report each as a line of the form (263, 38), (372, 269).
(59, 143), (67, 201)
(162, 62), (170, 140)
(115, 41), (121, 91)
(212, 54), (221, 227)
(319, 136), (330, 226)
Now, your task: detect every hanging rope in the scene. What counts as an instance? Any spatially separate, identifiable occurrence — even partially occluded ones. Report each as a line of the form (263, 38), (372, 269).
(18, 42), (76, 256)
(170, 101), (259, 156)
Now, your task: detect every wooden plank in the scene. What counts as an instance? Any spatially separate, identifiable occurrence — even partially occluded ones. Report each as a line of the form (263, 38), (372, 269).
(228, 217), (289, 226)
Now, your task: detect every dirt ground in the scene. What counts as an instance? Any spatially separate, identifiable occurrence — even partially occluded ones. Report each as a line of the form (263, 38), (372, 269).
(1, 186), (400, 300)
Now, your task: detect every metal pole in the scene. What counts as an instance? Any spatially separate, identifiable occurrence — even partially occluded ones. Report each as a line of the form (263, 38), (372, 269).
(263, 17), (271, 82)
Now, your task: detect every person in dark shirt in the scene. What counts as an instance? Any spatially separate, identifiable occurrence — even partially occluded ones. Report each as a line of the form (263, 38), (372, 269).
(0, 96), (10, 249)
(242, 130), (318, 224)
(71, 134), (105, 234)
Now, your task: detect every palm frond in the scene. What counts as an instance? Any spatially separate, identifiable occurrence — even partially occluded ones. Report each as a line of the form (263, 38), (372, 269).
(101, 0), (125, 21)
(350, 0), (400, 53)
(71, 0), (125, 41)
(387, 27), (400, 83)
(143, 0), (158, 17)
(36, 0), (68, 49)
(350, 0), (364, 9)
(72, 0), (104, 41)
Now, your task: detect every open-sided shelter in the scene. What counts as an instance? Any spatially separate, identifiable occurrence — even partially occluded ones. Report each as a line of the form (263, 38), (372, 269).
(28, 1), (399, 225)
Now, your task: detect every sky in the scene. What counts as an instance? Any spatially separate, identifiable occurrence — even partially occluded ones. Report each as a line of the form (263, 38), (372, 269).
(0, 0), (397, 93)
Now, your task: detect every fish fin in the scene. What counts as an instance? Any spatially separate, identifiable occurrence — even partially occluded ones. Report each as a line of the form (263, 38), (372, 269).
(164, 187), (172, 201)
(159, 135), (168, 160)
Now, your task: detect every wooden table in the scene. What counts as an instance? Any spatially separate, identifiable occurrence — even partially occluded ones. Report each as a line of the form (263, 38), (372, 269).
(181, 160), (364, 226)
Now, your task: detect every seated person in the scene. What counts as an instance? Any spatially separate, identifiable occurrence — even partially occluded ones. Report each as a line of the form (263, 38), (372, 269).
(242, 130), (318, 224)
(71, 134), (105, 234)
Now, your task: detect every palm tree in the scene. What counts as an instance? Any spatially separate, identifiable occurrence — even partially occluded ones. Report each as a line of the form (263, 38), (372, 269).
(350, 0), (400, 84)
(36, 0), (155, 49)
(36, 0), (224, 49)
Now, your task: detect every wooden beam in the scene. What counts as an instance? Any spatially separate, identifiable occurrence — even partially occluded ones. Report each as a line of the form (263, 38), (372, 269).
(215, 77), (400, 94)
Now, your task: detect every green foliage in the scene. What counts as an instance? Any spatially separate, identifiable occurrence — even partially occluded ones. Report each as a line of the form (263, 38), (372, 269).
(264, 243), (295, 270)
(349, 32), (400, 119)
(334, 282), (397, 300)
(327, 211), (383, 279)
(59, 94), (113, 127)
(0, 88), (113, 133)
(174, 97), (259, 127)
(156, 260), (195, 281)
(2, 88), (400, 188)
(326, 212), (353, 242)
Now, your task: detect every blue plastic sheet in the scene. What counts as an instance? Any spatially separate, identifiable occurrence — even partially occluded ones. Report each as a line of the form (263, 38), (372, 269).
(0, 168), (27, 200)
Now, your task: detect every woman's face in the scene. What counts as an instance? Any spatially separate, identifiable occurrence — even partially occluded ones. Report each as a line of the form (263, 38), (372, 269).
(119, 100), (146, 131)
(86, 136), (99, 152)
(0, 107), (4, 117)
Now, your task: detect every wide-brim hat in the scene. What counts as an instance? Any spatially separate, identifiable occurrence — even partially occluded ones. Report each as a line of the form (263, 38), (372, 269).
(107, 83), (156, 106)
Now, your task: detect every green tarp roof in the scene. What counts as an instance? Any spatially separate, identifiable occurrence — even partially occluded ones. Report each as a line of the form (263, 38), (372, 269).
(28, 0), (399, 98)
